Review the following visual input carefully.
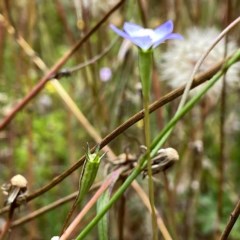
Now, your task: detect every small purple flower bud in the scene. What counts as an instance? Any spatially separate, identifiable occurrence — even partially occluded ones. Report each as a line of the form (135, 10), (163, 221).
(99, 67), (112, 82)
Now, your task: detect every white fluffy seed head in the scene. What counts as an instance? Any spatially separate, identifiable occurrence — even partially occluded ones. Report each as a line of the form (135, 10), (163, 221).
(158, 147), (179, 163)
(159, 27), (240, 98)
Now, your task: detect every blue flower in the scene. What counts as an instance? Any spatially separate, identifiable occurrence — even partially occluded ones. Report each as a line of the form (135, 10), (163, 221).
(110, 20), (183, 51)
(99, 67), (112, 82)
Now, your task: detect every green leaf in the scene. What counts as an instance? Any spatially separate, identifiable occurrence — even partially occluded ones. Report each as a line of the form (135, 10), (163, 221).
(97, 190), (110, 240)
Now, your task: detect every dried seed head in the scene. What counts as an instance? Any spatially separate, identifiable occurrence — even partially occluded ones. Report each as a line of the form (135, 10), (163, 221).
(1, 175), (28, 206)
(158, 148), (179, 163)
(10, 175), (28, 188)
(143, 148), (179, 178)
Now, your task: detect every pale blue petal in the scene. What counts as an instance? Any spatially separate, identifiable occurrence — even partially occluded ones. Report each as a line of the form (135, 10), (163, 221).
(130, 36), (153, 51)
(165, 33), (184, 40)
(110, 24), (152, 50)
(110, 22), (183, 51)
(154, 20), (174, 37)
(152, 33), (183, 48)
(123, 22), (144, 37)
(152, 38), (166, 48)
(110, 24), (133, 41)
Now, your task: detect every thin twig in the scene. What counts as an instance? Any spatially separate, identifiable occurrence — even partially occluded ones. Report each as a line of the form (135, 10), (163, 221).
(10, 181), (102, 229)
(50, 37), (118, 79)
(177, 16), (240, 111)
(220, 198), (240, 240)
(0, 203), (16, 239)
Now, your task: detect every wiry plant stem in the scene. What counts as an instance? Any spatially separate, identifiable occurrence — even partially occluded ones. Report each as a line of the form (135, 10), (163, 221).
(139, 49), (157, 240)
(220, 198), (240, 240)
(143, 95), (158, 240)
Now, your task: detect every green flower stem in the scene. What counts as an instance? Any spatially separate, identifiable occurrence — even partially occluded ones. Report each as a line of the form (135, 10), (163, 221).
(143, 95), (158, 240)
(75, 49), (240, 240)
(139, 50), (152, 98)
(139, 49), (158, 240)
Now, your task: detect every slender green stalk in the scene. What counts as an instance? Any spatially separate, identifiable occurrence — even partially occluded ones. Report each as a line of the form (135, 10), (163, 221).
(75, 49), (240, 240)
(139, 49), (158, 240)
(143, 95), (158, 240)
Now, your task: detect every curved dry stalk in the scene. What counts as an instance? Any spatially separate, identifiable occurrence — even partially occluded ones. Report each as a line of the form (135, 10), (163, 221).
(51, 37), (118, 78)
(11, 192), (77, 229)
(177, 16), (240, 111)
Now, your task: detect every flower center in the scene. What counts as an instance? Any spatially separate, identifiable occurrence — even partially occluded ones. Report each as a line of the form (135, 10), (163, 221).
(132, 29), (158, 41)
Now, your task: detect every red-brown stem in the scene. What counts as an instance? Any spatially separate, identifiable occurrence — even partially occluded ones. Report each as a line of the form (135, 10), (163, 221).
(217, 1), (231, 238)
(54, 0), (76, 45)
(137, 0), (148, 27)
(220, 199), (240, 240)
(0, 205), (15, 239)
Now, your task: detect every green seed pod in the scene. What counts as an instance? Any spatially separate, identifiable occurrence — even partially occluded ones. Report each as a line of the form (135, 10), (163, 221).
(61, 146), (105, 234)
(77, 146), (105, 203)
